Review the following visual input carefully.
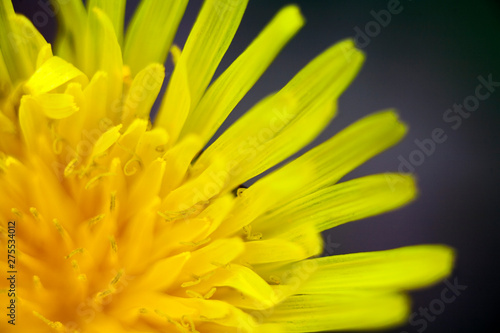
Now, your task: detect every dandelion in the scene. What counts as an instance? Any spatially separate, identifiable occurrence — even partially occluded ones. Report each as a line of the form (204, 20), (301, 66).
(0, 0), (454, 332)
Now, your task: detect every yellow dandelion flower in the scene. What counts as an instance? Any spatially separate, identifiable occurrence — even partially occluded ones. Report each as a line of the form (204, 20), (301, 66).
(0, 1), (454, 332)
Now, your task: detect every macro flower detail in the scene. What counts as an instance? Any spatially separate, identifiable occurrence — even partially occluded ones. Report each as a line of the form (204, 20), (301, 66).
(0, 0), (454, 332)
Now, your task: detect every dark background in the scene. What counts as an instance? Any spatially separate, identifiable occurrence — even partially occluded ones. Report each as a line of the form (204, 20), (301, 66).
(12, 0), (500, 332)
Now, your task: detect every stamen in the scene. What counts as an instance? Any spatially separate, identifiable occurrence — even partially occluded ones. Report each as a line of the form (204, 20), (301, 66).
(49, 122), (64, 155)
(110, 269), (123, 286)
(243, 225), (263, 240)
(181, 315), (199, 333)
(181, 271), (214, 288)
(33, 275), (43, 289)
(64, 248), (84, 259)
(269, 275), (282, 285)
(53, 219), (66, 236)
(29, 207), (40, 221)
(157, 202), (208, 222)
(87, 214), (105, 227)
(109, 236), (118, 253)
(95, 289), (113, 301)
(64, 158), (79, 177)
(154, 310), (191, 333)
(32, 311), (64, 330)
(179, 237), (211, 247)
(52, 137), (63, 155)
(181, 277), (201, 288)
(124, 157), (142, 176)
(247, 232), (263, 241)
(211, 261), (230, 269)
(85, 172), (115, 190)
(155, 144), (167, 153)
(71, 260), (80, 274)
(11, 208), (21, 217)
(203, 287), (217, 299)
(186, 290), (203, 299)
(110, 191), (116, 212)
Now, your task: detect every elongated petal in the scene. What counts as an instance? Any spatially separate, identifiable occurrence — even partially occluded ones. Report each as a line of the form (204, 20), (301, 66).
(178, 238), (245, 281)
(121, 63), (165, 127)
(33, 93), (78, 119)
(84, 7), (123, 110)
(25, 56), (88, 95)
(155, 0), (249, 144)
(208, 264), (275, 308)
(257, 110), (408, 207)
(255, 173), (417, 234)
(214, 153), (316, 238)
(90, 124), (121, 157)
(180, 5), (304, 146)
(240, 239), (306, 265)
(267, 293), (410, 331)
(50, 0), (87, 66)
(123, 0), (188, 75)
(193, 39), (364, 191)
(299, 245), (455, 294)
(87, 0), (126, 45)
(218, 111), (407, 236)
(19, 96), (45, 151)
(133, 252), (191, 291)
(0, 1), (47, 82)
(160, 134), (204, 195)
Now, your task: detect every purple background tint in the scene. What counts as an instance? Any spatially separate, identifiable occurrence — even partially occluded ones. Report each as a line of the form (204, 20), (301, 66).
(12, 0), (500, 332)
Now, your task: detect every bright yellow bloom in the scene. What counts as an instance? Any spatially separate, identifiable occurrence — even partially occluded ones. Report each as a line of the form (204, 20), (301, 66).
(0, 0), (454, 332)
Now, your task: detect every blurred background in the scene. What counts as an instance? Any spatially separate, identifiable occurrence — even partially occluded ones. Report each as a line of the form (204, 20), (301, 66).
(12, 0), (500, 332)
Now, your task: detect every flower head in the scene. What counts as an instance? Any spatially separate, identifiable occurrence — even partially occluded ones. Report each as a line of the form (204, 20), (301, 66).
(0, 0), (454, 332)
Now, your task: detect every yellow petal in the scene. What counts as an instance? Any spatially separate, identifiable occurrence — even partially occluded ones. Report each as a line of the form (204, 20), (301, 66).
(160, 134), (204, 195)
(83, 7), (123, 107)
(180, 5), (304, 146)
(92, 124), (122, 157)
(86, 0), (126, 45)
(267, 292), (410, 331)
(0, 110), (15, 134)
(56, 82), (86, 150)
(18, 96), (46, 151)
(193, 39), (364, 190)
(81, 71), (108, 132)
(255, 173), (417, 234)
(123, 0), (188, 75)
(121, 63), (165, 127)
(121, 197), (161, 272)
(213, 154), (315, 238)
(155, 0), (249, 144)
(178, 238), (245, 281)
(0, 48), (11, 90)
(35, 43), (53, 69)
(51, 0), (87, 66)
(135, 127), (169, 166)
(205, 264), (275, 308)
(265, 110), (408, 204)
(25, 56), (88, 95)
(33, 93), (79, 119)
(297, 245), (455, 293)
(0, 1), (47, 81)
(127, 158), (165, 213)
(240, 239), (306, 265)
(133, 252), (191, 291)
